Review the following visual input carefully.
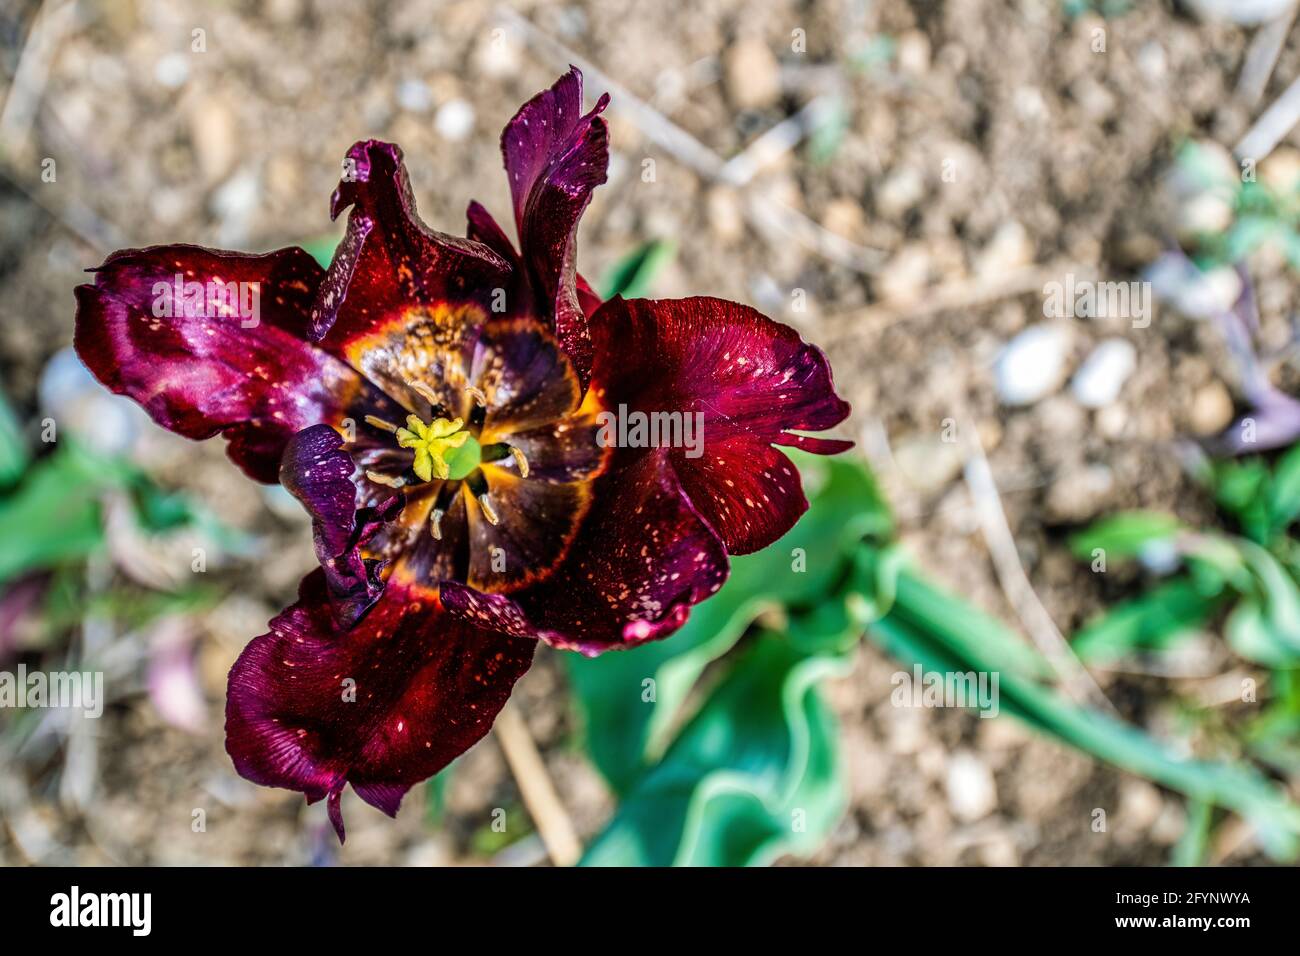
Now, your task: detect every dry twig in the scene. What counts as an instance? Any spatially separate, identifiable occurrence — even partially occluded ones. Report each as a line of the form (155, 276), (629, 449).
(493, 701), (582, 867)
(961, 425), (1116, 714)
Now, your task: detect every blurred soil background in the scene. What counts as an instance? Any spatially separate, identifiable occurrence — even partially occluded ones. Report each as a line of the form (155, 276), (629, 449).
(0, 0), (1296, 864)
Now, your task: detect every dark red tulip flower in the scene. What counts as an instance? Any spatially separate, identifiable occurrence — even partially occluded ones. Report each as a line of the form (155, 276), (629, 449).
(73, 68), (851, 842)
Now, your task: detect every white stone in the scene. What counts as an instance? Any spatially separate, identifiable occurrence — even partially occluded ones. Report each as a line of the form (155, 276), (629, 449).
(154, 53), (190, 90)
(946, 751), (997, 823)
(396, 79), (432, 113)
(995, 324), (1071, 406)
(1071, 338), (1137, 408)
(435, 98), (475, 141)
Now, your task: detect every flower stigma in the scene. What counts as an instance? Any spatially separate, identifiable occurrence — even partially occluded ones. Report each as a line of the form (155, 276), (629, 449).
(395, 414), (480, 482)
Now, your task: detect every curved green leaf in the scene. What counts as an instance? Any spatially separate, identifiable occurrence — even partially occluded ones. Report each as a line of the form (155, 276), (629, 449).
(580, 636), (850, 867)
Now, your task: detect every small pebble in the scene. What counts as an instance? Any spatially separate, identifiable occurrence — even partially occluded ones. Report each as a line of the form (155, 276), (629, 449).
(435, 98), (475, 141)
(995, 324), (1071, 406)
(725, 35), (781, 110)
(154, 53), (190, 89)
(1189, 381), (1235, 435)
(397, 79), (433, 113)
(1071, 338), (1136, 408)
(946, 751), (997, 823)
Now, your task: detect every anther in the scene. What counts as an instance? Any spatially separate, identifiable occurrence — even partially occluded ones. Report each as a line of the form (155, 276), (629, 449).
(477, 493), (499, 526)
(365, 470), (404, 488)
(405, 379), (441, 406)
(465, 385), (488, 408)
(430, 508), (444, 540)
(508, 446), (530, 478)
(364, 414), (398, 433)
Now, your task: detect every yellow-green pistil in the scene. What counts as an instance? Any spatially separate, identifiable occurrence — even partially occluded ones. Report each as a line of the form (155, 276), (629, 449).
(395, 414), (481, 482)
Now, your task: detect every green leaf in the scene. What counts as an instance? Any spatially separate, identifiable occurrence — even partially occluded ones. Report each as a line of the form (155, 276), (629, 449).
(1226, 600), (1296, 667)
(0, 380), (29, 489)
(1071, 576), (1226, 664)
(567, 451), (887, 791)
(885, 565), (1054, 682)
(580, 635), (850, 866)
(424, 763), (455, 828)
(300, 233), (344, 270)
(1225, 216), (1279, 262)
(1211, 459), (1272, 542)
(1269, 443), (1300, 532)
(849, 35), (895, 72)
(1176, 140), (1240, 197)
(1230, 541), (1300, 664)
(868, 573), (1300, 861)
(599, 239), (676, 300)
(1172, 799), (1213, 867)
(1068, 511), (1182, 562)
(0, 445), (115, 584)
(0, 440), (245, 585)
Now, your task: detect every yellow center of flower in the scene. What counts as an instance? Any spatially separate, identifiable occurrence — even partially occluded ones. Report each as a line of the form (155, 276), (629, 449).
(395, 414), (480, 482)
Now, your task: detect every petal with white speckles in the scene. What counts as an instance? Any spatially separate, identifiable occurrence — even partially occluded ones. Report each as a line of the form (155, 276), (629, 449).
(588, 296), (852, 553)
(311, 140), (513, 359)
(500, 67), (610, 384)
(441, 450), (728, 653)
(74, 244), (395, 482)
(225, 571), (534, 843)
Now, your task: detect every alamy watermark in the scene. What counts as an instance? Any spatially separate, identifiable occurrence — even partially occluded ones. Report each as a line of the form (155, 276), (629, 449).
(890, 665), (1000, 718)
(595, 404), (705, 459)
(152, 273), (261, 328)
(50, 886), (151, 936)
(0, 665), (104, 718)
(1043, 273), (1151, 328)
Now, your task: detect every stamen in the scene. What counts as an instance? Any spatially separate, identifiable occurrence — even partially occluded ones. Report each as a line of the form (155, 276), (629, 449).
(477, 493), (499, 526)
(365, 470), (404, 488)
(508, 446), (530, 479)
(465, 385), (488, 408)
(430, 508), (444, 540)
(364, 414), (398, 433)
(405, 379), (442, 407)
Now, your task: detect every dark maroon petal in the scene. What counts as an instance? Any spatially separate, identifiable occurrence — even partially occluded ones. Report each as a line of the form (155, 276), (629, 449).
(501, 417), (607, 483)
(441, 450), (728, 654)
(776, 433), (856, 455)
(576, 273), (604, 320)
(668, 438), (809, 556)
(476, 318), (584, 435)
(280, 425), (402, 626)
(381, 486), (471, 588)
(225, 571), (535, 842)
(462, 471), (592, 593)
(500, 67), (610, 384)
(310, 140), (512, 356)
(588, 296), (852, 553)
(466, 200), (524, 272)
(73, 245), (392, 483)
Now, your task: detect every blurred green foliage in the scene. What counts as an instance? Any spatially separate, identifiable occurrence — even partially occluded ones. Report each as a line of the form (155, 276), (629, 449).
(572, 448), (1300, 865)
(1069, 446), (1300, 847)
(600, 239), (677, 301)
(1177, 140), (1300, 273)
(0, 381), (228, 653)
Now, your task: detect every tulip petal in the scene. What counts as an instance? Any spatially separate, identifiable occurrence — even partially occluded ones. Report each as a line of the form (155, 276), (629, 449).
(589, 296), (852, 554)
(312, 140), (512, 358)
(501, 67), (610, 384)
(225, 571), (535, 842)
(468, 198), (604, 322)
(280, 424), (402, 626)
(441, 450), (728, 654)
(73, 245), (397, 482)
